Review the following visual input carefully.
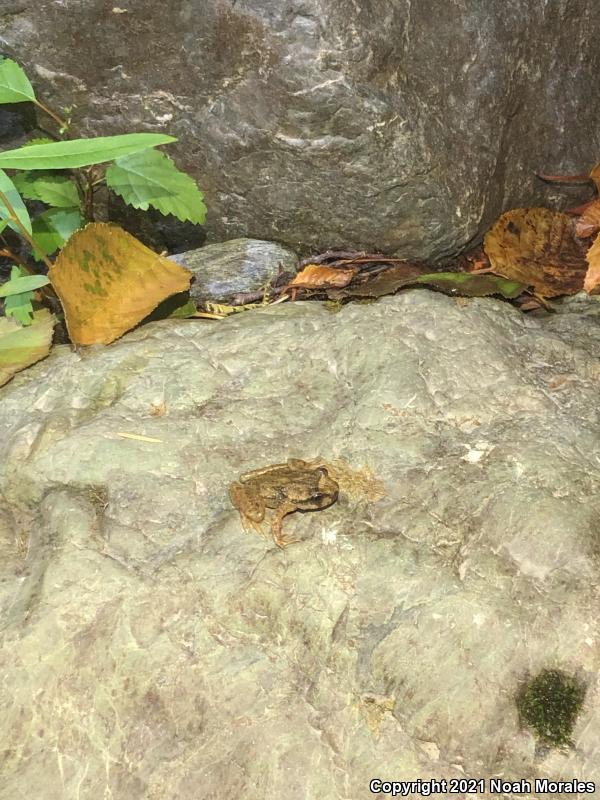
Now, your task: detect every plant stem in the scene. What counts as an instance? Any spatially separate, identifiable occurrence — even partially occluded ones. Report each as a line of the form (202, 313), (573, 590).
(72, 170), (88, 214)
(0, 246), (33, 273)
(33, 99), (68, 132)
(83, 167), (95, 222)
(0, 189), (54, 271)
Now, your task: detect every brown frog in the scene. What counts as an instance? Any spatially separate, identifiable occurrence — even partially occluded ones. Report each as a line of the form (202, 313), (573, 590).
(229, 458), (339, 548)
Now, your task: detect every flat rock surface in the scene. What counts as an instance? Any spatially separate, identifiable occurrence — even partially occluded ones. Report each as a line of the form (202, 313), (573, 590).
(1, 292), (600, 798)
(2, 1), (599, 257)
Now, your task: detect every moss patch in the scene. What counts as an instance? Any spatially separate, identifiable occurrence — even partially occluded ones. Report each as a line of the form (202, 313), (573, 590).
(517, 668), (586, 747)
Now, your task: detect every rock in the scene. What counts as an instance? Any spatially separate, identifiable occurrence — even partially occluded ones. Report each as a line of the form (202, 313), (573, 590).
(2, 290), (600, 797)
(2, 2), (599, 258)
(0, 102), (36, 147)
(170, 238), (299, 304)
(106, 192), (208, 255)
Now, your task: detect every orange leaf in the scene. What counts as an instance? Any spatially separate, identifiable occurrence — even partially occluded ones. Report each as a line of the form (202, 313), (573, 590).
(483, 208), (588, 297)
(288, 264), (359, 289)
(584, 233), (600, 294)
(590, 162), (600, 193)
(49, 222), (192, 345)
(575, 199), (600, 238)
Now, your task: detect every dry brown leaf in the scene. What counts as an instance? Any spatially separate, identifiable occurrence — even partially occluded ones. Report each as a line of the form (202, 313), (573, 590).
(584, 233), (600, 294)
(484, 208), (588, 297)
(329, 262), (426, 299)
(288, 264), (359, 289)
(575, 199), (600, 238)
(49, 222), (192, 345)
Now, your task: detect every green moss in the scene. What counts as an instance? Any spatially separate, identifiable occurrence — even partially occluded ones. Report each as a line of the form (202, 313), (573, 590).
(323, 300), (344, 313)
(517, 669), (586, 747)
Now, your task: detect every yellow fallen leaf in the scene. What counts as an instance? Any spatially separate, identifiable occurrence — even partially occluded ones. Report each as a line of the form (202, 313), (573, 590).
(49, 222), (192, 345)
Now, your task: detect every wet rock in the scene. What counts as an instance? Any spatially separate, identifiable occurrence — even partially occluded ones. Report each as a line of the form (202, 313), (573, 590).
(171, 238), (299, 304)
(2, 1), (599, 258)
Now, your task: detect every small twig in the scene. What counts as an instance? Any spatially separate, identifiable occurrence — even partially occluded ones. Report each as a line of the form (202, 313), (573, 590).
(536, 172), (592, 185)
(299, 250), (419, 269)
(0, 246), (32, 273)
(299, 249), (369, 267)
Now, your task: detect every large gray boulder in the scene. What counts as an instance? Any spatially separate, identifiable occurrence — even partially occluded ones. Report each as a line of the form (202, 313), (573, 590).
(2, 288), (600, 797)
(2, 1), (599, 258)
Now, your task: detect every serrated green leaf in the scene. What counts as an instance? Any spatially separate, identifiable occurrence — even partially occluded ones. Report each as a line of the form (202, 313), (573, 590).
(5, 296), (29, 324)
(0, 133), (176, 171)
(0, 168), (32, 235)
(31, 207), (83, 258)
(4, 291), (35, 324)
(2, 266), (38, 325)
(0, 273), (50, 297)
(12, 171), (81, 208)
(0, 58), (36, 104)
(106, 149), (206, 224)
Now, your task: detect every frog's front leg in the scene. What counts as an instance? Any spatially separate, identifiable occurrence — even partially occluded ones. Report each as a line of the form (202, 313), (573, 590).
(229, 482), (267, 537)
(270, 502), (301, 548)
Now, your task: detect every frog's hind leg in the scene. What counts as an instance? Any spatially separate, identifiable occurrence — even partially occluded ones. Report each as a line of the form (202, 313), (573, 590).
(229, 482), (267, 539)
(271, 503), (301, 549)
(246, 517), (268, 538)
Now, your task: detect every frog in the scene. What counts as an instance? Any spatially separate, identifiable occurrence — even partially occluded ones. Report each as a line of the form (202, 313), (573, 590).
(229, 458), (339, 548)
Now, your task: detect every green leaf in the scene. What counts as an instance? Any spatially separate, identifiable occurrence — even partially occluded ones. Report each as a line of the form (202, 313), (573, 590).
(0, 168), (32, 235)
(0, 309), (55, 385)
(167, 298), (198, 318)
(31, 207), (83, 258)
(106, 149), (206, 224)
(1, 265), (46, 326)
(4, 292), (35, 325)
(0, 133), (177, 171)
(0, 273), (50, 297)
(0, 58), (36, 104)
(12, 171), (81, 208)
(413, 272), (526, 299)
